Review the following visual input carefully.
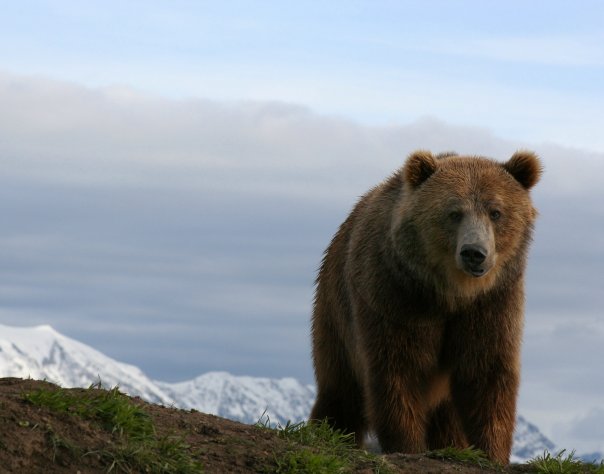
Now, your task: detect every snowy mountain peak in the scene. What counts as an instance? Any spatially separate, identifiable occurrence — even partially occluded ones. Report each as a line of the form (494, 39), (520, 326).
(156, 371), (316, 426)
(512, 415), (556, 463)
(0, 323), (172, 405)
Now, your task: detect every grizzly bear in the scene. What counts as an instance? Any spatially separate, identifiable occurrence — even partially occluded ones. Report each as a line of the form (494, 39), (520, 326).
(310, 150), (541, 464)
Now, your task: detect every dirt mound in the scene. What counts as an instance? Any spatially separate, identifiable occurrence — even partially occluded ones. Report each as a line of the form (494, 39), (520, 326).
(0, 378), (536, 473)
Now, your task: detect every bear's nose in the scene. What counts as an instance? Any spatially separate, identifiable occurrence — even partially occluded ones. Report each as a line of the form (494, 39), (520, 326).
(460, 244), (487, 265)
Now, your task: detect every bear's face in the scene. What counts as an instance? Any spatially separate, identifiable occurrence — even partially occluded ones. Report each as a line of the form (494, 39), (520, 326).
(395, 151), (541, 301)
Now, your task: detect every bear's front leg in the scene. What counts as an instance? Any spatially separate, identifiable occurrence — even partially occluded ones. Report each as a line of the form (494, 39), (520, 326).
(364, 367), (429, 453)
(358, 318), (443, 454)
(452, 361), (519, 464)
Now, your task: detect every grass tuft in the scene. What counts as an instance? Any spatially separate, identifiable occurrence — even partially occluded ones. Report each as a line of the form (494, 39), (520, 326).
(528, 449), (604, 474)
(426, 445), (496, 468)
(45, 426), (81, 464)
(97, 435), (200, 474)
(258, 416), (392, 473)
(278, 419), (356, 451)
(24, 384), (203, 473)
(25, 384), (153, 440)
(274, 447), (348, 473)
(274, 420), (355, 473)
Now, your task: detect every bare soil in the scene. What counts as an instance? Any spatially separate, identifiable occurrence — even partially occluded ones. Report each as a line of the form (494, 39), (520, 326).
(0, 378), (534, 473)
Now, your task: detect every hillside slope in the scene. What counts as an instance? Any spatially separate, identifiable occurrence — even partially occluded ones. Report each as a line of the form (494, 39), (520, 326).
(0, 377), (548, 473)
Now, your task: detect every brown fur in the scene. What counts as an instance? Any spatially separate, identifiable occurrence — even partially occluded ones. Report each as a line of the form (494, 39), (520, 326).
(310, 150), (542, 464)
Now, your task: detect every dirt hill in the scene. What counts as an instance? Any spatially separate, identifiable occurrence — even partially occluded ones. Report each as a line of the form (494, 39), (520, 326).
(0, 378), (557, 473)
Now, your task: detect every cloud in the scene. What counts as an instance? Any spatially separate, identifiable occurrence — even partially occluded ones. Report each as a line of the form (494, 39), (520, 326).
(522, 319), (604, 391)
(2, 70), (603, 197)
(566, 408), (604, 442)
(551, 408), (604, 454)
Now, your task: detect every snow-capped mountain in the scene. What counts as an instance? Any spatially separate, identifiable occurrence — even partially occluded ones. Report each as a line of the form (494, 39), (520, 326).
(511, 415), (556, 463)
(0, 323), (587, 463)
(156, 371), (315, 426)
(0, 324), (172, 405)
(0, 324), (314, 426)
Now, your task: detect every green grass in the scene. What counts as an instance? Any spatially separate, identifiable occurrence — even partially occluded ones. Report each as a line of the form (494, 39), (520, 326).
(257, 416), (392, 474)
(24, 384), (202, 473)
(277, 419), (356, 451)
(274, 447), (349, 473)
(24, 384), (153, 440)
(426, 445), (497, 469)
(274, 420), (354, 473)
(45, 425), (82, 463)
(97, 434), (201, 474)
(528, 450), (604, 474)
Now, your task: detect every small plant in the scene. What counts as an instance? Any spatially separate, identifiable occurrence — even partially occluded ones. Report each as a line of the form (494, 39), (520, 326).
(274, 447), (348, 473)
(528, 449), (604, 474)
(278, 419), (356, 450)
(275, 420), (355, 473)
(426, 445), (495, 468)
(97, 434), (201, 474)
(258, 416), (392, 474)
(45, 425), (81, 464)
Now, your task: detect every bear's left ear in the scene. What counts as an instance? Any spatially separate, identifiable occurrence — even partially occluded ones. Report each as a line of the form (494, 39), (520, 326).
(503, 150), (542, 190)
(404, 150), (438, 188)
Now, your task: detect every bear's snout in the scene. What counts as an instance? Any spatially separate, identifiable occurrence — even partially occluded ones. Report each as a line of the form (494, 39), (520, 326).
(455, 216), (495, 278)
(459, 244), (489, 277)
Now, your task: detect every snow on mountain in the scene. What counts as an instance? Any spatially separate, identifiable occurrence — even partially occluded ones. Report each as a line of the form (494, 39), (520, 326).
(155, 371), (316, 426)
(511, 415), (556, 463)
(0, 324), (568, 462)
(0, 324), (173, 405)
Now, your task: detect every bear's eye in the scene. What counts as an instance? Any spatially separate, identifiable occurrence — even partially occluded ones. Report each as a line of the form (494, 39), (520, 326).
(449, 211), (463, 223)
(490, 210), (502, 221)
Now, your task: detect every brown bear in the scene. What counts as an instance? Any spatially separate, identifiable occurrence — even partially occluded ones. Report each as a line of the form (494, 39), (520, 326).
(310, 150), (541, 464)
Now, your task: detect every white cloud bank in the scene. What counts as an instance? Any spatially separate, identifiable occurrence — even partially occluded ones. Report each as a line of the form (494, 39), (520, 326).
(0, 71), (603, 454)
(2, 71), (602, 196)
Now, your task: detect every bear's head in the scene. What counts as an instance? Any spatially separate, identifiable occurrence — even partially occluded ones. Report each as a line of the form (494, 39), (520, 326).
(393, 150), (542, 303)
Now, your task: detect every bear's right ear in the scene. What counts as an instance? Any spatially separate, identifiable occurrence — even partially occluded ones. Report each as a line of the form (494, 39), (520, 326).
(403, 150), (438, 188)
(504, 150), (542, 190)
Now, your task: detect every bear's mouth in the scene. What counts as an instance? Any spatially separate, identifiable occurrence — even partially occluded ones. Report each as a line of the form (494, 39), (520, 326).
(464, 266), (489, 278)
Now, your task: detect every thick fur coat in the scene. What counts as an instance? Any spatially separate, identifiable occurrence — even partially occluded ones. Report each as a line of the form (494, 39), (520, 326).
(310, 150), (542, 464)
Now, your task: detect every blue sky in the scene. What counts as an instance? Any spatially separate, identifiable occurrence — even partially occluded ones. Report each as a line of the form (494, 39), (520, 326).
(1, 0), (604, 456)
(2, 1), (604, 148)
